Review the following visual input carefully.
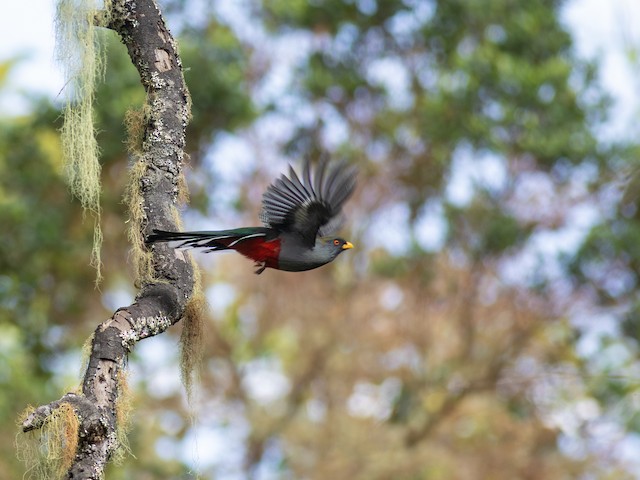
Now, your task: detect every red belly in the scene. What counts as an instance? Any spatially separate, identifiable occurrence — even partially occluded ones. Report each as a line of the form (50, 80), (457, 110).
(232, 237), (281, 268)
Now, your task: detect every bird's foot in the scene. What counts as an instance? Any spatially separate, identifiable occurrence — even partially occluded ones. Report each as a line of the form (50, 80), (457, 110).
(254, 261), (267, 275)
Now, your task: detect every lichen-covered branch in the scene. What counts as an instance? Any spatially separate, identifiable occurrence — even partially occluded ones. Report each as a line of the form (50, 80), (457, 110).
(21, 0), (194, 477)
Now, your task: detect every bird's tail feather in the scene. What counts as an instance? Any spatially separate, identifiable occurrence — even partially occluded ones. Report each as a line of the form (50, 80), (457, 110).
(147, 229), (267, 251)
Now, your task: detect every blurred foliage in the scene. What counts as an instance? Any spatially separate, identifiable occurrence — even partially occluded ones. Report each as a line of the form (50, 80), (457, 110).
(0, 92), (99, 475)
(4, 0), (640, 478)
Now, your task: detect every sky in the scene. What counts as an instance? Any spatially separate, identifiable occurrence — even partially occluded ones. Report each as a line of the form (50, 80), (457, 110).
(0, 1), (62, 113)
(563, 0), (640, 140)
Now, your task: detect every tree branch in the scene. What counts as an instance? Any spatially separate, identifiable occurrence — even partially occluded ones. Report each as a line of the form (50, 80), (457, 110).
(22, 0), (193, 477)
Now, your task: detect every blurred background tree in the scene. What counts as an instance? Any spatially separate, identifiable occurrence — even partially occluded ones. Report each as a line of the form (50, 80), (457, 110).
(3, 0), (640, 478)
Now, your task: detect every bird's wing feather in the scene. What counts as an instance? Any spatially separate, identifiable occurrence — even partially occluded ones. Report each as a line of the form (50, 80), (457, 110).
(260, 158), (357, 246)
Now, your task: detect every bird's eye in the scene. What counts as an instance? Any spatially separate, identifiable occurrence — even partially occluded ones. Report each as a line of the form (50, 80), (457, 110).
(333, 239), (340, 246)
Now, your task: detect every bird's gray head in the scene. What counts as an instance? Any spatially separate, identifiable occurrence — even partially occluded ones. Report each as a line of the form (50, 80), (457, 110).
(316, 237), (354, 260)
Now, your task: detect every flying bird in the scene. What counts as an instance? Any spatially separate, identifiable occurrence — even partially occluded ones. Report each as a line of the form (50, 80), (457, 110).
(147, 158), (357, 274)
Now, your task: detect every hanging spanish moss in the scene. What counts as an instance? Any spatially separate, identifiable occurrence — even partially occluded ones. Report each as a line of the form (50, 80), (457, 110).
(55, 0), (109, 283)
(17, 403), (80, 480)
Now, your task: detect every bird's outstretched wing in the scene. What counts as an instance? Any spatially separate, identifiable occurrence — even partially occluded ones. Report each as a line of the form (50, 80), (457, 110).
(259, 158), (357, 246)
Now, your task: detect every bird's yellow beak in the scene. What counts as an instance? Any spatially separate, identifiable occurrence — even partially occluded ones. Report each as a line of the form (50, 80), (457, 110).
(342, 241), (354, 250)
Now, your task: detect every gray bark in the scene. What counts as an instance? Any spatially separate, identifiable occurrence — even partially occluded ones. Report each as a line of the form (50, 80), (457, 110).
(21, 0), (193, 477)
